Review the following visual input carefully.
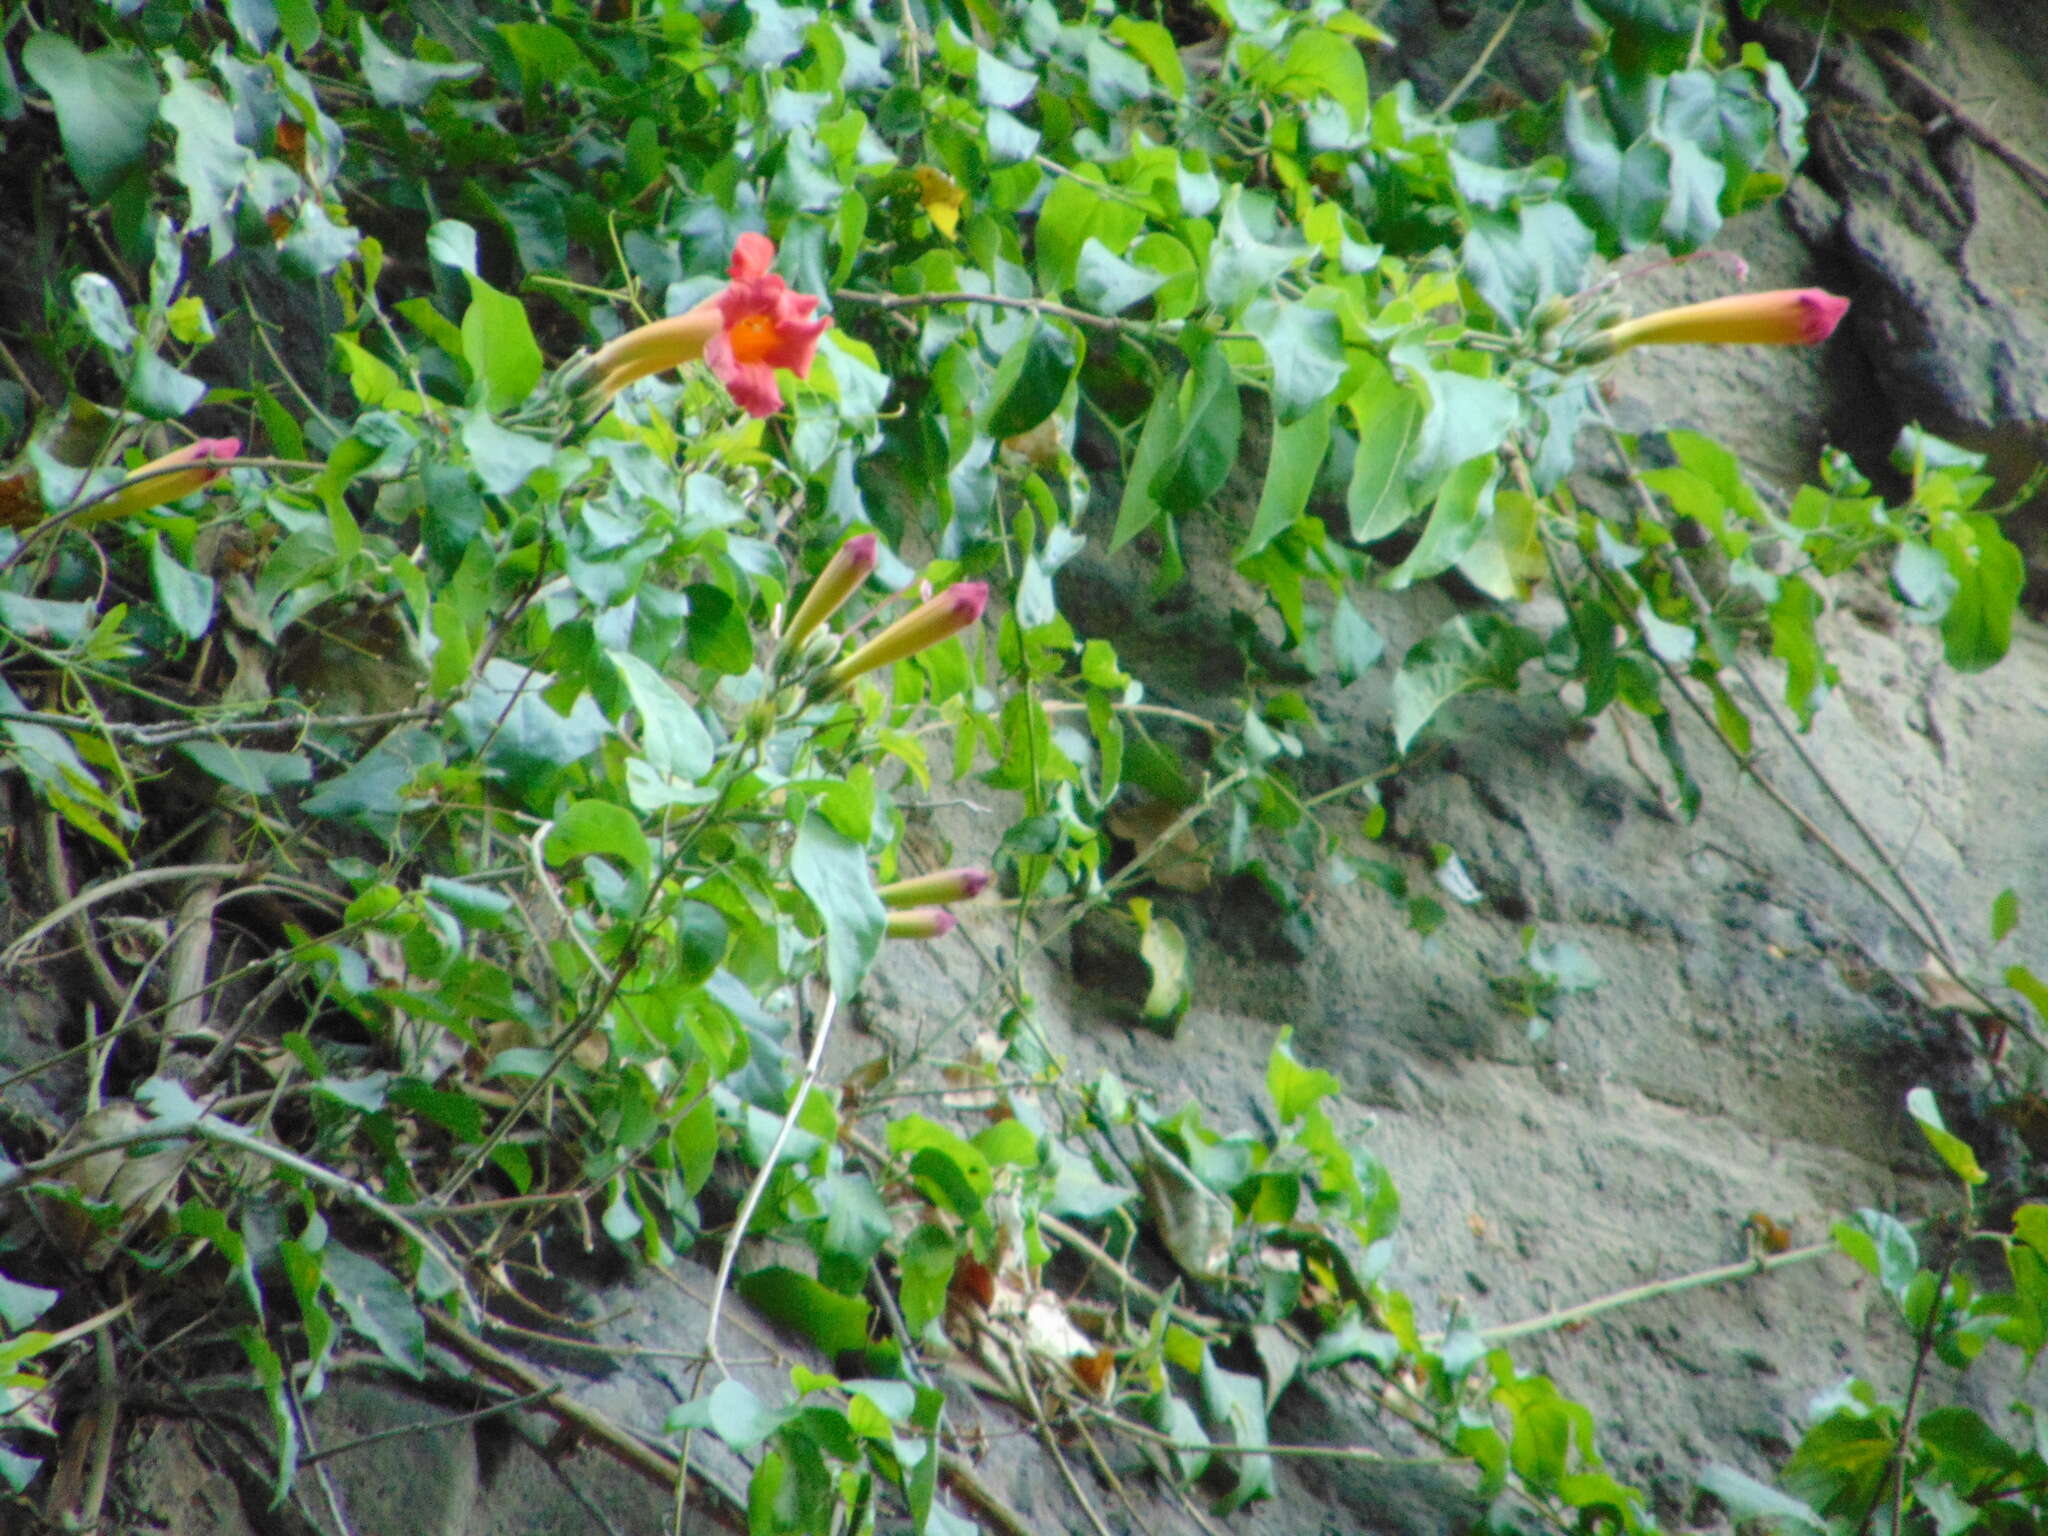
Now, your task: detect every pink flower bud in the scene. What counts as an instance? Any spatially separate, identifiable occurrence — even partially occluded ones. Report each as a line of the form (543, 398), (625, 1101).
(825, 582), (989, 690)
(884, 907), (958, 940)
(781, 534), (880, 654)
(1602, 288), (1850, 351)
(875, 866), (992, 909)
(83, 438), (241, 526)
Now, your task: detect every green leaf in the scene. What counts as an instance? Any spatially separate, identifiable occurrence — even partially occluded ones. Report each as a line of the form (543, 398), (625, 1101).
(160, 62), (252, 239)
(1991, 889), (2019, 944)
(1251, 301), (1347, 423)
(1206, 190), (1303, 316)
(358, 20), (482, 107)
(1769, 575), (1828, 726)
(1151, 341), (1241, 514)
(0, 1273), (58, 1332)
(130, 352), (210, 419)
(1241, 397), (1333, 558)
(73, 274), (136, 355)
(973, 47), (1037, 109)
(736, 1266), (871, 1354)
(898, 1224), (957, 1335)
(21, 36), (160, 200)
(1905, 1086), (1986, 1186)
(1110, 386), (1183, 551)
(235, 1323), (298, 1496)
(819, 1171), (892, 1271)
(1462, 203), (1594, 327)
(1138, 904), (1190, 1024)
(1259, 25), (1371, 125)
(667, 1379), (788, 1451)
(1934, 514), (2022, 672)
(149, 535), (216, 641)
(321, 1244), (425, 1377)
(427, 220), (480, 275)
(1391, 613), (1541, 752)
(1329, 598), (1383, 683)
(674, 584), (748, 675)
(1660, 68), (1773, 194)
(0, 1447), (42, 1495)
(610, 651), (714, 781)
(1385, 454), (1498, 588)
(1268, 1030), (1341, 1123)
(278, 201), (361, 279)
(544, 799), (653, 885)
(1200, 1349), (1275, 1512)
(275, 0), (319, 53)
(980, 320), (1076, 440)
(1075, 239), (1165, 315)
(888, 1115), (994, 1211)
(178, 742), (313, 794)
(461, 414), (553, 496)
(1892, 539), (1955, 621)
(1034, 175), (1145, 295)
(1404, 359), (1518, 491)
(791, 811), (884, 1000)
(1637, 601), (1697, 666)
(1658, 133), (1725, 251)
(1345, 372), (1424, 542)
(1696, 1466), (1823, 1531)
(461, 275), (543, 412)
(2015, 1204), (2048, 1263)
(669, 901), (727, 987)
(1563, 93), (1670, 253)
(1109, 16), (1187, 97)
(1835, 1208), (1919, 1300)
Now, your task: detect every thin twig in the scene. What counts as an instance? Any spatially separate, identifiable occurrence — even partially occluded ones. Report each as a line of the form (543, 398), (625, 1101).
(1865, 39), (2048, 203)
(1424, 1234), (1844, 1348)
(1578, 417), (2037, 1044)
(1039, 1213), (1225, 1336)
(424, 1311), (749, 1529)
(0, 1113), (474, 1319)
(1, 862), (253, 969)
(835, 287), (1176, 337)
(297, 1387), (561, 1468)
(1854, 1248), (1958, 1536)
(937, 1454), (1038, 1536)
(703, 989), (840, 1377)
(1082, 1404), (1456, 1465)
(1436, 0), (1523, 116)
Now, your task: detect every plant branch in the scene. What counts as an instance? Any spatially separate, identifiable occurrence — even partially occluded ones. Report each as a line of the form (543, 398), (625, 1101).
(703, 988), (840, 1377)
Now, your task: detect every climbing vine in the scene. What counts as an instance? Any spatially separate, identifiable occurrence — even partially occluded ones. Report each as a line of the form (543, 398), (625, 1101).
(0, 0), (2040, 1531)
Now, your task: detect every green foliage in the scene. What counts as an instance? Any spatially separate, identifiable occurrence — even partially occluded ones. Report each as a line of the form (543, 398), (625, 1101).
(0, 0), (2037, 1531)
(1709, 1099), (2048, 1535)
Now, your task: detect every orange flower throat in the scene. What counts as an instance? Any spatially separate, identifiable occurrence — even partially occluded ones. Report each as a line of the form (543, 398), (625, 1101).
(727, 313), (781, 365)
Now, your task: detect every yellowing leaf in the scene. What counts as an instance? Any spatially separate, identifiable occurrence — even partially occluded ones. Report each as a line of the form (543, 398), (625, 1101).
(913, 166), (966, 241)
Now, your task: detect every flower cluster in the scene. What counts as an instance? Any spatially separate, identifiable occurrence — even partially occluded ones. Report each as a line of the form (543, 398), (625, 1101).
(775, 534), (989, 693)
(877, 865), (992, 941)
(583, 234), (830, 418)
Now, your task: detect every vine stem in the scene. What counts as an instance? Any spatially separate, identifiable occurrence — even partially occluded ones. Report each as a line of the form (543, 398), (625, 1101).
(833, 286), (1243, 341)
(1854, 1247), (1958, 1536)
(1595, 406), (1965, 978)
(702, 988), (840, 1379)
(0, 1110), (474, 1320)
(1, 862), (253, 968)
(1435, 0), (1523, 116)
(1525, 431), (2042, 1051)
(1426, 1233), (1846, 1348)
